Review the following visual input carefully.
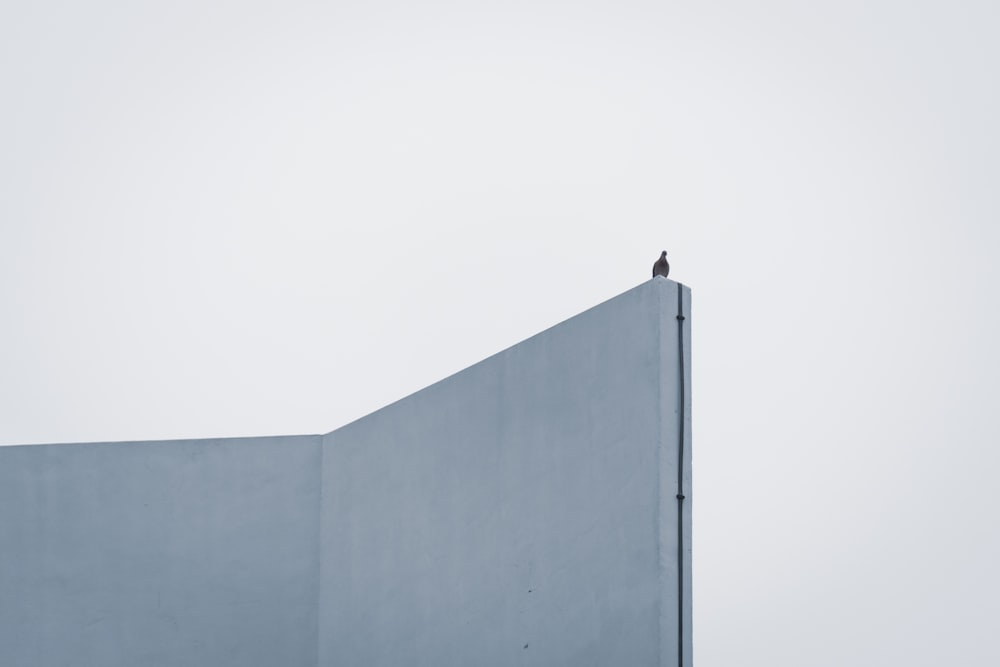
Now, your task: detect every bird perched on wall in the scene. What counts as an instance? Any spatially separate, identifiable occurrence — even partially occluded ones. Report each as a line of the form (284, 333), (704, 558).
(652, 251), (670, 278)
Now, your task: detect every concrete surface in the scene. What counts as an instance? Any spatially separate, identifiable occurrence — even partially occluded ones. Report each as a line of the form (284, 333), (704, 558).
(0, 436), (322, 667)
(0, 277), (691, 667)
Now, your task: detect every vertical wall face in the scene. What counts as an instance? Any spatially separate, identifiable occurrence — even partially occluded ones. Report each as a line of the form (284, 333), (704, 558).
(0, 279), (691, 667)
(0, 436), (322, 667)
(318, 278), (692, 666)
(659, 281), (694, 667)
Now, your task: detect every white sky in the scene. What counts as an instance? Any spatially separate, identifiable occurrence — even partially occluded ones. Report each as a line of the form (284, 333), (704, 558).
(3, 0), (999, 664)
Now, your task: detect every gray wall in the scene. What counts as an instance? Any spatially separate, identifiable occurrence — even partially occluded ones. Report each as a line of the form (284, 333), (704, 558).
(318, 277), (691, 666)
(0, 436), (322, 667)
(0, 277), (691, 667)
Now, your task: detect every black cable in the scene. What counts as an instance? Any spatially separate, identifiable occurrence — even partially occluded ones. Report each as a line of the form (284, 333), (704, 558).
(676, 283), (687, 667)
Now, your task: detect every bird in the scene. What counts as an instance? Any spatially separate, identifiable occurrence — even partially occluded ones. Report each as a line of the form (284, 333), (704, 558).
(652, 251), (670, 278)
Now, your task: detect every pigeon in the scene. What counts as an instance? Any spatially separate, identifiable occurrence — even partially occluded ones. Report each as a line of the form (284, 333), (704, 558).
(652, 251), (670, 278)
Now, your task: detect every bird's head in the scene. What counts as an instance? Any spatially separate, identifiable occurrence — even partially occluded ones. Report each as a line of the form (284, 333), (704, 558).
(660, 251), (668, 258)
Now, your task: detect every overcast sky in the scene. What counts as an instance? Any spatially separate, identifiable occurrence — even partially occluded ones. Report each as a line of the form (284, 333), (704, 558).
(3, 0), (999, 664)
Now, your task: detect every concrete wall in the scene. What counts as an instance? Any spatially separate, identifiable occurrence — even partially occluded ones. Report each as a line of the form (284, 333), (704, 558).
(0, 277), (691, 667)
(0, 436), (322, 667)
(319, 277), (692, 666)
